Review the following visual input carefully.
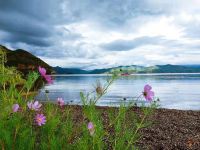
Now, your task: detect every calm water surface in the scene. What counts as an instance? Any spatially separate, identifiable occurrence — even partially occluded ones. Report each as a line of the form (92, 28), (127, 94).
(36, 74), (200, 110)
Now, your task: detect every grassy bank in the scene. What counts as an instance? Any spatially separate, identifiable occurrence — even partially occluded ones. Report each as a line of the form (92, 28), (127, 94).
(0, 59), (158, 149)
(2, 50), (198, 149)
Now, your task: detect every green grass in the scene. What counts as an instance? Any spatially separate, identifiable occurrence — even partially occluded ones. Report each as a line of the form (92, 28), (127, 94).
(0, 50), (158, 149)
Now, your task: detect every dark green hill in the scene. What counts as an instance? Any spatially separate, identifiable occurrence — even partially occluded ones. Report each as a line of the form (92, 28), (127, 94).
(0, 45), (53, 75)
(113, 64), (200, 74)
(53, 66), (114, 74)
(151, 64), (200, 73)
(54, 64), (200, 74)
(53, 66), (89, 74)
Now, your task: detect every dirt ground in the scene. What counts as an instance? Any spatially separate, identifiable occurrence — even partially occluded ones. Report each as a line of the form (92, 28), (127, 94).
(65, 105), (200, 150)
(137, 108), (200, 150)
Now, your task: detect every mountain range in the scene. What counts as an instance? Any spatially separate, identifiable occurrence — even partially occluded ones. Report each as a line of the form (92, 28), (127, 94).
(1, 45), (200, 75)
(54, 65), (200, 74)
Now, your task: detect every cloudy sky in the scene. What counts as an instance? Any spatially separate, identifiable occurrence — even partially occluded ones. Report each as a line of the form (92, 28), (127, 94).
(0, 0), (200, 69)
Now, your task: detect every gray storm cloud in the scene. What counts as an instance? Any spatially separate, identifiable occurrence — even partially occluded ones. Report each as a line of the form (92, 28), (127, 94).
(0, 0), (200, 68)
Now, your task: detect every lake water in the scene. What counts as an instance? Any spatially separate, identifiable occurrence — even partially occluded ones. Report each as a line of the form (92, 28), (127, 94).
(36, 73), (200, 110)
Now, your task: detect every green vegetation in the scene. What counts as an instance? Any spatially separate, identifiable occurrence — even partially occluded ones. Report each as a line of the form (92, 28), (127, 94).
(0, 45), (53, 76)
(54, 64), (200, 74)
(0, 47), (158, 149)
(102, 65), (200, 74)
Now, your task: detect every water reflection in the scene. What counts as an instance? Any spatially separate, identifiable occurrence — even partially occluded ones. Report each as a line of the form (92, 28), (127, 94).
(36, 74), (200, 110)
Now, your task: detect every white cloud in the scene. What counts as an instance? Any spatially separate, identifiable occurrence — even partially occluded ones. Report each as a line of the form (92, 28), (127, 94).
(1, 0), (200, 68)
(138, 16), (184, 39)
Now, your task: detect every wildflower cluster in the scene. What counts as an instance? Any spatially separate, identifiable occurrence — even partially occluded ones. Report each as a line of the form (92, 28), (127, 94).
(13, 100), (46, 126)
(10, 67), (68, 127)
(0, 52), (158, 150)
(10, 67), (49, 127)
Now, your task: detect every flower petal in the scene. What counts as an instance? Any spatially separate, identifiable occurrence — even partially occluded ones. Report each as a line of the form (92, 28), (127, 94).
(39, 66), (46, 76)
(12, 104), (19, 112)
(144, 84), (152, 91)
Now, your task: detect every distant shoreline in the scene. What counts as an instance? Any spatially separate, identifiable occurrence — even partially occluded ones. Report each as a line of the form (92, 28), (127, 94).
(51, 73), (200, 76)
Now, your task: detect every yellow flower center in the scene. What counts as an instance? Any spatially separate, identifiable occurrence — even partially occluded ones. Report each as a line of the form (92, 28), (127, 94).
(37, 118), (42, 123)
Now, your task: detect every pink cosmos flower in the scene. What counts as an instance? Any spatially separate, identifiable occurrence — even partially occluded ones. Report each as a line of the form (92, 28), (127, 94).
(12, 104), (19, 112)
(57, 98), (65, 107)
(44, 75), (53, 84)
(35, 114), (46, 126)
(38, 66), (46, 77)
(143, 84), (155, 101)
(38, 66), (53, 84)
(87, 122), (95, 136)
(27, 101), (42, 111)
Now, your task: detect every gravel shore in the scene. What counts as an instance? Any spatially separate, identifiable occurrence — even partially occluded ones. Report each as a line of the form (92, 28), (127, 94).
(136, 108), (200, 150)
(64, 105), (200, 150)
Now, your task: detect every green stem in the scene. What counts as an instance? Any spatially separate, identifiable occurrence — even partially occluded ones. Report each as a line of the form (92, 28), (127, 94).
(45, 92), (50, 101)
(92, 136), (95, 150)
(19, 86), (25, 94)
(125, 113), (147, 150)
(25, 89), (30, 100)
(0, 140), (5, 150)
(94, 76), (117, 104)
(13, 125), (20, 150)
